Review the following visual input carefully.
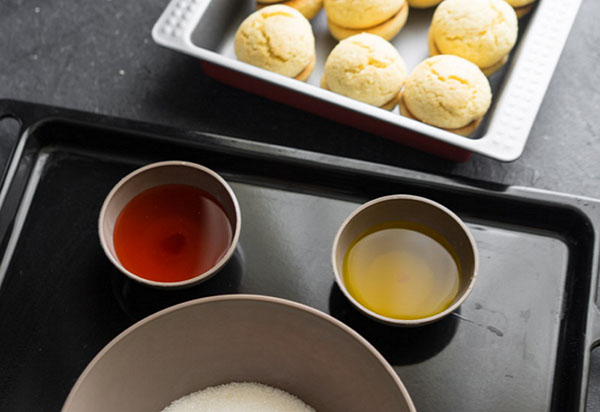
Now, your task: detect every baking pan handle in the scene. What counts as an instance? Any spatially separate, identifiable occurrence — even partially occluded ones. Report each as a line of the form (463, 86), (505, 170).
(581, 220), (600, 411)
(589, 304), (600, 347)
(587, 217), (600, 348)
(581, 301), (600, 410)
(0, 100), (23, 129)
(0, 99), (59, 193)
(0, 99), (58, 131)
(0, 100), (35, 173)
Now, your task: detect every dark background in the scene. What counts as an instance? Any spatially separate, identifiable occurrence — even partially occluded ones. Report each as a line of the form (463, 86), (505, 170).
(1, 0), (600, 409)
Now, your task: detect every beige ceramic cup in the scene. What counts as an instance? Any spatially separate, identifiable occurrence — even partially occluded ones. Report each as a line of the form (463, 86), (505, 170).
(98, 160), (241, 289)
(332, 194), (478, 326)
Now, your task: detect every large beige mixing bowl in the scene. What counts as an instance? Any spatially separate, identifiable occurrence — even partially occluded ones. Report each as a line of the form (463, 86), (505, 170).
(62, 295), (416, 412)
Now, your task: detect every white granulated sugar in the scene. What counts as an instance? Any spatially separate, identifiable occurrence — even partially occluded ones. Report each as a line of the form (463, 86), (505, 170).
(161, 382), (315, 412)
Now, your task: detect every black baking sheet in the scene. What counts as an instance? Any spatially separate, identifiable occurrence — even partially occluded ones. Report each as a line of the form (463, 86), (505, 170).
(0, 105), (598, 412)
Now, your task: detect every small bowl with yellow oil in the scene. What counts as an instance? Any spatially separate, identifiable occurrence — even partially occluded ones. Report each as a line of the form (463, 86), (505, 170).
(332, 195), (478, 326)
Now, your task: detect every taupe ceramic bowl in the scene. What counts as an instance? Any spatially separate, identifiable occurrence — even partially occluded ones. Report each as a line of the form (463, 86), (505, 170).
(332, 195), (478, 326)
(61, 295), (416, 412)
(98, 160), (241, 288)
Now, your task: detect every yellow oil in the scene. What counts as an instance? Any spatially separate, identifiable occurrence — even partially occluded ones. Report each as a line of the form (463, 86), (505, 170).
(342, 221), (461, 320)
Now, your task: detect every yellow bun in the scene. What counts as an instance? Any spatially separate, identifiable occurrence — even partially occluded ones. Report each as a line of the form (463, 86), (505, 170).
(407, 0), (442, 8)
(428, 28), (508, 76)
(324, 0), (405, 29)
(402, 55), (492, 130)
(323, 33), (407, 107)
(322, 79), (402, 110)
(328, 1), (408, 41)
(502, 0), (535, 18)
(504, 0), (535, 6)
(430, 0), (518, 70)
(234, 5), (315, 79)
(295, 55), (316, 82)
(257, 0), (324, 20)
(514, 3), (534, 18)
(400, 96), (482, 136)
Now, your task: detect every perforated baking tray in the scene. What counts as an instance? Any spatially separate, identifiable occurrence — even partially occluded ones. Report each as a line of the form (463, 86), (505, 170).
(152, 0), (581, 161)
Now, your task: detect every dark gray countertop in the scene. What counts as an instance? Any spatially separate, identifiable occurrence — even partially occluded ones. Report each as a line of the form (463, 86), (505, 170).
(1, 0), (600, 409)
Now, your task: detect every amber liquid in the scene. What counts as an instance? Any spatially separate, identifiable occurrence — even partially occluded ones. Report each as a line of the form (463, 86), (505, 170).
(113, 184), (233, 283)
(343, 221), (461, 320)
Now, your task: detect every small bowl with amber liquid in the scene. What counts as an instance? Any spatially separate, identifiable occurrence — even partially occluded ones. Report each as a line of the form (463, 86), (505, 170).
(99, 161), (241, 288)
(332, 195), (478, 326)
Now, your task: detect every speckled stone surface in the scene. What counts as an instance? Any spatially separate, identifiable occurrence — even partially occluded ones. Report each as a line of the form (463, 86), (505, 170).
(1, 0), (600, 408)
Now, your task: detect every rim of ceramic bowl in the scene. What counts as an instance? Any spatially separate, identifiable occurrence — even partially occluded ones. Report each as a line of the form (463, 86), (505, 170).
(98, 160), (241, 288)
(331, 194), (479, 326)
(61, 294), (417, 412)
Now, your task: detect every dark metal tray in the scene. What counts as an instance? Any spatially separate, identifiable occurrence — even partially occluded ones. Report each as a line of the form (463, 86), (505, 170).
(0, 100), (599, 412)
